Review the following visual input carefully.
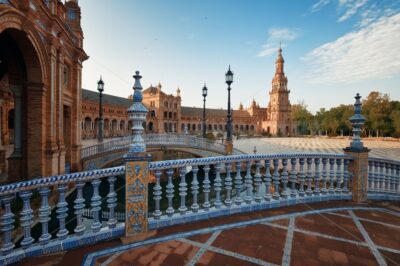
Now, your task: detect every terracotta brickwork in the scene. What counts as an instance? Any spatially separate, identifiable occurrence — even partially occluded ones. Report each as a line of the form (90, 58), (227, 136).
(0, 0), (88, 181)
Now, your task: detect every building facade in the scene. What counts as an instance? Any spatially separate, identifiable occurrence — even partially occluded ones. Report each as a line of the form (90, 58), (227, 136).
(80, 48), (295, 139)
(0, 0), (87, 180)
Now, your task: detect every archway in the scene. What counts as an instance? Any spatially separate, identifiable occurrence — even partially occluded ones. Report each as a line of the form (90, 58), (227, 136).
(0, 27), (47, 180)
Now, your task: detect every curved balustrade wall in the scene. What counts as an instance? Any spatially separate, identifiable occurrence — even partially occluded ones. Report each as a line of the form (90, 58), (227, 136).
(367, 157), (400, 200)
(2, 153), (400, 265)
(80, 134), (243, 159)
(147, 153), (353, 227)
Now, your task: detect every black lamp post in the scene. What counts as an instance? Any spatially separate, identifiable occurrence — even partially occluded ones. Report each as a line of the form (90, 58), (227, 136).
(225, 66), (233, 143)
(202, 83), (208, 138)
(97, 76), (104, 142)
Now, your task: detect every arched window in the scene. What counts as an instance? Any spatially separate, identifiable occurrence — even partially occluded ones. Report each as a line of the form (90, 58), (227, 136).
(164, 111), (167, 118)
(169, 112), (172, 119)
(150, 110), (156, 117)
(245, 125), (249, 131)
(192, 124), (196, 131)
(149, 122), (153, 131)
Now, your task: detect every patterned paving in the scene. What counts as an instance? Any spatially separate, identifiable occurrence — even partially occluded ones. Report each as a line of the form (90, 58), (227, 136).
(82, 206), (400, 266)
(235, 137), (400, 160)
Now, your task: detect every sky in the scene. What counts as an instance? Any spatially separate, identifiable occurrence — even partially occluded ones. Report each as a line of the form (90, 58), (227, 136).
(79, 0), (400, 113)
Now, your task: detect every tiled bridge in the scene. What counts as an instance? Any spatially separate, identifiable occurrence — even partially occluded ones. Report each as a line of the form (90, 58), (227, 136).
(80, 134), (244, 170)
(0, 72), (399, 265)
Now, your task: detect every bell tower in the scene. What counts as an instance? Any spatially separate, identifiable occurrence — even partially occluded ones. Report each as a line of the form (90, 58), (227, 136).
(266, 46), (292, 135)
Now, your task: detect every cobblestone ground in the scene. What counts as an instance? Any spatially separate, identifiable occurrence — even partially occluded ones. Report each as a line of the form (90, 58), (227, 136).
(235, 137), (400, 160)
(18, 201), (400, 266)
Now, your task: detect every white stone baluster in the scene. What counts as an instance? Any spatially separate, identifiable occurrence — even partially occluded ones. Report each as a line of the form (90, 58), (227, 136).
(19, 191), (34, 248)
(290, 158), (297, 198)
(214, 163), (222, 208)
(264, 159), (272, 201)
(179, 167), (188, 215)
(191, 166), (200, 212)
(244, 160), (253, 204)
(336, 158), (342, 193)
(272, 159), (280, 200)
(107, 176), (118, 228)
(329, 158), (335, 194)
(314, 158), (320, 195)
(254, 160), (262, 202)
(281, 158), (289, 198)
(74, 180), (85, 235)
(203, 165), (211, 210)
(368, 160), (374, 190)
(321, 158), (328, 195)
(1, 194), (15, 254)
(379, 162), (385, 190)
(343, 159), (349, 193)
(390, 164), (395, 192)
(224, 162), (233, 207)
(385, 163), (390, 191)
(306, 158), (313, 196)
(234, 161), (243, 205)
(56, 183), (69, 239)
(38, 187), (51, 244)
(153, 171), (162, 219)
(299, 158), (305, 197)
(374, 161), (380, 189)
(90, 178), (102, 233)
(166, 169), (174, 216)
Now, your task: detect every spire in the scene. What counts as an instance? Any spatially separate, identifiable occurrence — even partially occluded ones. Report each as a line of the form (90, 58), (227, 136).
(275, 45), (284, 74)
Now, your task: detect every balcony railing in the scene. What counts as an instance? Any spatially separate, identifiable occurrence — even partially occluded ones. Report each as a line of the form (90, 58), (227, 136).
(1, 153), (399, 265)
(368, 157), (400, 194)
(80, 134), (243, 159)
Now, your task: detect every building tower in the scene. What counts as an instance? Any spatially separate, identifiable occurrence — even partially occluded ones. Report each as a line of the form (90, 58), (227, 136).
(264, 46), (292, 135)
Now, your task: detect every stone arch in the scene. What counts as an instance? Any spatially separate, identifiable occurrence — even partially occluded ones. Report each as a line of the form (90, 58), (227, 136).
(0, 17), (49, 179)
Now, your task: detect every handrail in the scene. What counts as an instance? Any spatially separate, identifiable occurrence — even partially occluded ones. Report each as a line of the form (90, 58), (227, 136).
(80, 134), (242, 159)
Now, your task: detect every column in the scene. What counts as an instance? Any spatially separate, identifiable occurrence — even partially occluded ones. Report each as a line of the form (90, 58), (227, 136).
(0, 99), (5, 173)
(10, 86), (22, 156)
(344, 93), (369, 203)
(124, 71), (151, 239)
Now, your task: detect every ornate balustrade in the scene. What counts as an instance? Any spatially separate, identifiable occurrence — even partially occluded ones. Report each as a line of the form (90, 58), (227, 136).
(368, 157), (400, 197)
(0, 166), (125, 264)
(147, 153), (353, 226)
(0, 152), (350, 263)
(80, 134), (243, 159)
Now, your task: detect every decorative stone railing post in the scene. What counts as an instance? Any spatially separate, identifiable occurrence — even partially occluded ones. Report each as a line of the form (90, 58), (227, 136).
(124, 71), (151, 238)
(344, 93), (370, 203)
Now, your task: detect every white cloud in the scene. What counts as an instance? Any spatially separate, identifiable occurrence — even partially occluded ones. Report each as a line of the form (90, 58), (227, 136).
(337, 0), (368, 22)
(257, 28), (299, 57)
(310, 0), (331, 13)
(303, 13), (400, 84)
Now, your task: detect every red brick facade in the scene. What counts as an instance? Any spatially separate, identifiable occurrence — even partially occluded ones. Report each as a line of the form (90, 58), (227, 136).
(0, 0), (87, 180)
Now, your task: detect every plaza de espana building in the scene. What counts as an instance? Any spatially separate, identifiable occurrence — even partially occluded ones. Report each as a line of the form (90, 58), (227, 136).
(80, 46), (295, 140)
(0, 0), (294, 181)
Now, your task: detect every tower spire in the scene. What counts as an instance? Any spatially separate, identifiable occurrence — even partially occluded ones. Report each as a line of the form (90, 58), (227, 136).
(275, 45), (284, 74)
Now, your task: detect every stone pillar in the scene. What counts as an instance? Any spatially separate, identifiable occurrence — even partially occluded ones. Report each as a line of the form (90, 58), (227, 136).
(8, 86), (23, 180)
(10, 86), (22, 156)
(0, 99), (5, 174)
(344, 93), (369, 203)
(124, 71), (151, 240)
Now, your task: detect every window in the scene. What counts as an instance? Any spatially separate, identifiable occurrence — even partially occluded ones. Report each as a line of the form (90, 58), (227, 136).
(63, 66), (69, 86)
(150, 110), (156, 117)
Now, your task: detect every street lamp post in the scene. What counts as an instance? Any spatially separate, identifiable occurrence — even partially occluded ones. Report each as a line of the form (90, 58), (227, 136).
(202, 83), (208, 138)
(97, 76), (104, 143)
(225, 66), (234, 154)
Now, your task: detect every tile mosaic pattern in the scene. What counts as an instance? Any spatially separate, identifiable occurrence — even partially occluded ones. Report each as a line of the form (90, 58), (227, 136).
(83, 206), (400, 266)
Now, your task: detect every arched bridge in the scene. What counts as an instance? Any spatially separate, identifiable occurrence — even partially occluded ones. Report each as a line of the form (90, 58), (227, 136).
(80, 134), (244, 170)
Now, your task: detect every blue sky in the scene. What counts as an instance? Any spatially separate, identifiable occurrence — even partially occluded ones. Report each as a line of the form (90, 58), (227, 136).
(80, 0), (400, 113)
